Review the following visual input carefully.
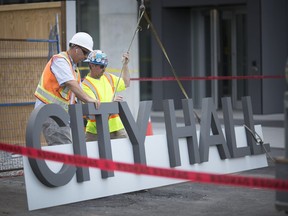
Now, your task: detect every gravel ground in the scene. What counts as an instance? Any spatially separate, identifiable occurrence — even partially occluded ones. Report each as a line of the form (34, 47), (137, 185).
(0, 150), (23, 177)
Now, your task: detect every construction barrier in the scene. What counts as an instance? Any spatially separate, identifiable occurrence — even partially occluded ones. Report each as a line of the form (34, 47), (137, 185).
(0, 38), (59, 173)
(146, 117), (153, 136)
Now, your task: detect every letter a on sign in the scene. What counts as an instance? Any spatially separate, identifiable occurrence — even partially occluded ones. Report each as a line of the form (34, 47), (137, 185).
(199, 98), (231, 162)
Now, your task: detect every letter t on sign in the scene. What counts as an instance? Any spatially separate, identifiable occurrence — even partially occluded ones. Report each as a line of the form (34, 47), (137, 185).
(82, 102), (119, 178)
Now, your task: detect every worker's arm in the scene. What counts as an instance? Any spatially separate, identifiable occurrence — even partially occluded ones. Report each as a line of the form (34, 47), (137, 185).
(65, 80), (100, 108)
(121, 52), (130, 88)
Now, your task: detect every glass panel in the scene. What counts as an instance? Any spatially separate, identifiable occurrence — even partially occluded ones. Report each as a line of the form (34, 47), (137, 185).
(236, 13), (247, 101)
(220, 17), (232, 97)
(76, 0), (100, 77)
(190, 10), (212, 109)
(219, 10), (247, 109)
(190, 7), (247, 109)
(77, 0), (99, 48)
(204, 13), (212, 100)
(139, 1), (152, 100)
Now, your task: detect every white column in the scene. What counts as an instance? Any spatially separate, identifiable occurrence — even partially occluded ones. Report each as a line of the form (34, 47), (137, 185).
(99, 0), (140, 117)
(66, 1), (76, 49)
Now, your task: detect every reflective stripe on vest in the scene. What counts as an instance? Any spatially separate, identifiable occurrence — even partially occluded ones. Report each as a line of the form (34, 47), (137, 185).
(82, 78), (99, 100)
(82, 73), (114, 100)
(88, 114), (119, 122)
(35, 85), (69, 111)
(82, 73), (118, 120)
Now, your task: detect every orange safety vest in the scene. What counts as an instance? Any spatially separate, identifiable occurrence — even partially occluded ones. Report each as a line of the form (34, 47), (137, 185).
(34, 52), (81, 111)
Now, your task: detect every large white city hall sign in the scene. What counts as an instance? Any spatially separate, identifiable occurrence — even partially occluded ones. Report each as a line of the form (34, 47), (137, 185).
(23, 97), (269, 210)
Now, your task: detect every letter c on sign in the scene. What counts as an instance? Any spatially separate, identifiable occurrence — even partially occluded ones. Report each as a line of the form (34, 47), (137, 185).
(26, 104), (76, 187)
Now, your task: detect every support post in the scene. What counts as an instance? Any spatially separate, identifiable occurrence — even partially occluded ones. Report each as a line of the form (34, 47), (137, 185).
(275, 91), (288, 213)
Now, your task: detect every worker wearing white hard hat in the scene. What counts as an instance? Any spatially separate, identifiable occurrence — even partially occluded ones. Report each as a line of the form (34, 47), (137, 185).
(69, 32), (93, 52)
(34, 32), (100, 146)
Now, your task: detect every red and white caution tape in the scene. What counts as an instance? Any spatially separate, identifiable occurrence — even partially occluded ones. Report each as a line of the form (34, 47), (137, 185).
(0, 142), (287, 191)
(131, 75), (285, 82)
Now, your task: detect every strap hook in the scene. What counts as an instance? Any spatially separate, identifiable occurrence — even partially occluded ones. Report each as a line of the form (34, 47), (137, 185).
(139, 0), (145, 12)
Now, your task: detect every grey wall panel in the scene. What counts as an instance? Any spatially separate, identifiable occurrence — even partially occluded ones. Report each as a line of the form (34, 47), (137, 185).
(261, 0), (288, 114)
(162, 8), (192, 109)
(246, 0), (262, 114)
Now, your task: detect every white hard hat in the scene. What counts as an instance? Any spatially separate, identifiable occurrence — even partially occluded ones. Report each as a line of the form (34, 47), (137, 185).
(69, 32), (93, 52)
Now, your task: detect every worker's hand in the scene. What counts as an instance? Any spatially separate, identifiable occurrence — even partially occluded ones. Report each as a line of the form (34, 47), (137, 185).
(122, 52), (130, 65)
(113, 95), (124, 102)
(94, 99), (101, 109)
(87, 98), (100, 109)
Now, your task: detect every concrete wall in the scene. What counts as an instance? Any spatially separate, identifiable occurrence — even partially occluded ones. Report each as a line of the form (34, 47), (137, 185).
(65, 0), (140, 117)
(99, 0), (140, 117)
(66, 1), (76, 49)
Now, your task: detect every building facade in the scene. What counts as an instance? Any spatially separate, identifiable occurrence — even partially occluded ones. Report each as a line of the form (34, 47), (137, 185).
(1, 0), (287, 115)
(148, 0), (288, 114)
